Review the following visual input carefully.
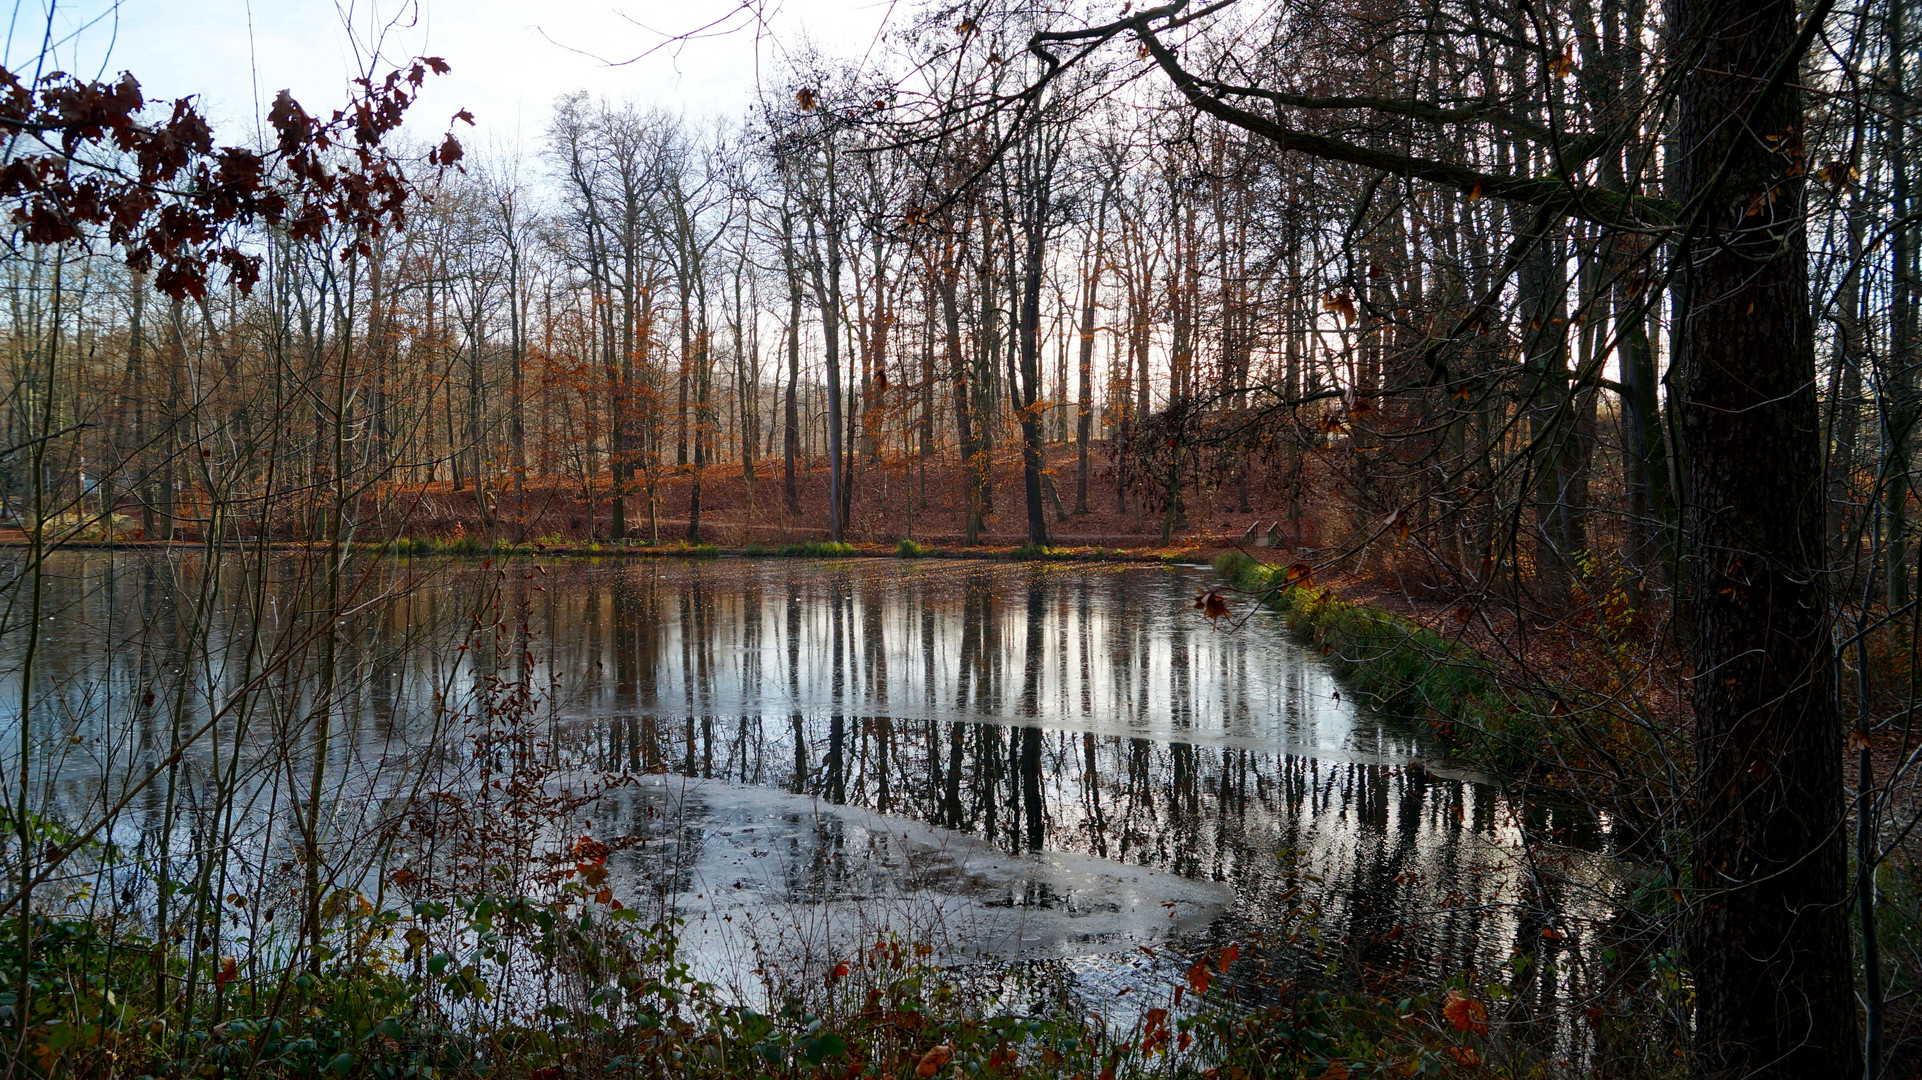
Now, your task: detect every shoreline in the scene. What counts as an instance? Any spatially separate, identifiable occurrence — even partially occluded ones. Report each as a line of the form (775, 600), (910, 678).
(0, 535), (1227, 565)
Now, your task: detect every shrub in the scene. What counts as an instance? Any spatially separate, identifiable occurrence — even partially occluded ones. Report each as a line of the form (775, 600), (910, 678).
(895, 538), (927, 558)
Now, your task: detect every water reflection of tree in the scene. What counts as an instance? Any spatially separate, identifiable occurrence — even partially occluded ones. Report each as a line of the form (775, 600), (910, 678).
(548, 561), (1615, 1007)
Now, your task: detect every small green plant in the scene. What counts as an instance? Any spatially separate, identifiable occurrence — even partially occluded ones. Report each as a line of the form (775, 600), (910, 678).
(895, 538), (927, 558)
(742, 543), (771, 557)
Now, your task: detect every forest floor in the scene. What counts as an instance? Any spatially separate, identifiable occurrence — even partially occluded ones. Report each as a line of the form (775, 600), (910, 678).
(388, 439), (1316, 554)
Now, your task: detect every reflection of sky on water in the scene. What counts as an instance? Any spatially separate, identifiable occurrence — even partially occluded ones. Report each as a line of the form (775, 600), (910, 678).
(537, 559), (1416, 764)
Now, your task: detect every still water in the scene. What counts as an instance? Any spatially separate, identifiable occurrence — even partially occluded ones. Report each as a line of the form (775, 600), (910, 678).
(9, 553), (1615, 1008)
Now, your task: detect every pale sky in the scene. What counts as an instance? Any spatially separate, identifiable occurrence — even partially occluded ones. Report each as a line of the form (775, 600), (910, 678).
(9, 0), (900, 154)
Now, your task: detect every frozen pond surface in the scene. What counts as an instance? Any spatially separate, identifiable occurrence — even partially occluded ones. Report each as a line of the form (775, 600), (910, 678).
(604, 775), (1233, 990)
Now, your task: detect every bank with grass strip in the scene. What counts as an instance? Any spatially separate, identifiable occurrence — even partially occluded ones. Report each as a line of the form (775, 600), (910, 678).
(1213, 552), (1545, 770)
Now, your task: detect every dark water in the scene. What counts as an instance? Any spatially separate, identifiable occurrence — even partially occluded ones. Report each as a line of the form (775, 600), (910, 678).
(5, 553), (1617, 1011)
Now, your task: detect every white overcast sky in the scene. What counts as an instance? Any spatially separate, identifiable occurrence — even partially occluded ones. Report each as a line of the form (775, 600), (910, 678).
(9, 0), (900, 153)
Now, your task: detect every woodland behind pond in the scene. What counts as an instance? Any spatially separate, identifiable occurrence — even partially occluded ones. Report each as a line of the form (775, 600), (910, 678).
(0, 0), (1920, 1076)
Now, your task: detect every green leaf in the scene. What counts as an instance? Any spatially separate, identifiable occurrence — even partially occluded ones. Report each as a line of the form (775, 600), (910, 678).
(805, 1033), (848, 1064)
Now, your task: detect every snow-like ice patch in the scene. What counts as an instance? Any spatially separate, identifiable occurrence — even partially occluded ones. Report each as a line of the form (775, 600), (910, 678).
(598, 775), (1231, 989)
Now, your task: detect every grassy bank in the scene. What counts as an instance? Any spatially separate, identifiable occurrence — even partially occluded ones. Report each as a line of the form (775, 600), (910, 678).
(1213, 552), (1545, 769)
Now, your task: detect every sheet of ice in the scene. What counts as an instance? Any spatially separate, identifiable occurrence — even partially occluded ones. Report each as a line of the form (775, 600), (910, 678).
(595, 775), (1231, 990)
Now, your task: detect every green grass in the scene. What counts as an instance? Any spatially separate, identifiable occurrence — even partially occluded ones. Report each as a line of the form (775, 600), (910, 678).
(742, 543), (772, 557)
(895, 538), (928, 558)
(385, 536), (533, 558)
(778, 540), (859, 557)
(1214, 552), (1542, 765)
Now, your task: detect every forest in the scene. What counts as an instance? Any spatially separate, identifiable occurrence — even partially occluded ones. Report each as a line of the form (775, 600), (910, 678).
(0, 0), (1918, 1077)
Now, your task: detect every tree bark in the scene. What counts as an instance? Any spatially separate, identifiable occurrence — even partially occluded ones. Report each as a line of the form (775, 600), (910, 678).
(1074, 190), (1107, 516)
(1671, 1), (1858, 1075)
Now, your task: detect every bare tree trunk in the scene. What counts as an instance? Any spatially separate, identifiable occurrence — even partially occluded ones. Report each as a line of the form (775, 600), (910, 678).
(1074, 190), (1107, 516)
(1672, 2), (1859, 1074)
(784, 208), (804, 516)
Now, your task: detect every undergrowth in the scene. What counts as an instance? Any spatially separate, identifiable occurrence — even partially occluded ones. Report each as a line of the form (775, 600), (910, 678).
(0, 903), (1505, 1080)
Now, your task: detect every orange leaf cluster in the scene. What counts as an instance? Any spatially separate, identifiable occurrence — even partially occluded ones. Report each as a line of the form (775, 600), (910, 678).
(1443, 989), (1488, 1035)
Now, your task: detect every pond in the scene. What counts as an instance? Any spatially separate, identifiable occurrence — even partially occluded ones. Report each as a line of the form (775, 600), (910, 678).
(5, 552), (1617, 1015)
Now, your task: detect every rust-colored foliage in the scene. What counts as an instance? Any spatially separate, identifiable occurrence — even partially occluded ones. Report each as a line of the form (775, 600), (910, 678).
(1186, 958), (1213, 996)
(1442, 989), (1488, 1035)
(1194, 587), (1231, 621)
(0, 56), (464, 298)
(1218, 943), (1239, 971)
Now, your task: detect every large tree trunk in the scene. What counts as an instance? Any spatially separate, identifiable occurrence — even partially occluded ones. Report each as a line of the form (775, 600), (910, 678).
(1672, 1), (1858, 1075)
(785, 286), (802, 516)
(1016, 221), (1050, 547)
(939, 271), (985, 546)
(1885, 0), (1917, 609)
(806, 185), (847, 543)
(1074, 194), (1106, 516)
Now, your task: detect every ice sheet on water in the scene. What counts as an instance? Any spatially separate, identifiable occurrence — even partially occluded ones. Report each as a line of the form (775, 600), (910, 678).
(597, 775), (1231, 989)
